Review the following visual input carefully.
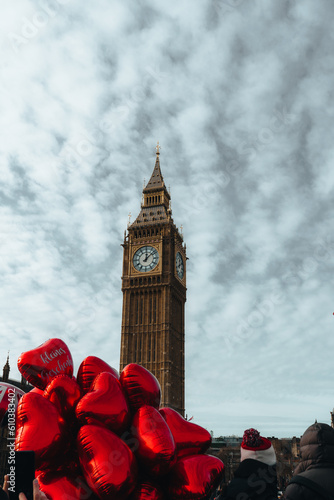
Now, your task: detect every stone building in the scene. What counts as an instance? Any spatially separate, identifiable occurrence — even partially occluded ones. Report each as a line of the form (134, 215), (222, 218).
(270, 436), (300, 489)
(120, 144), (187, 415)
(209, 437), (242, 483)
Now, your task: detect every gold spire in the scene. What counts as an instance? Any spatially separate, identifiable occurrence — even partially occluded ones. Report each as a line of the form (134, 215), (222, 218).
(156, 141), (161, 155)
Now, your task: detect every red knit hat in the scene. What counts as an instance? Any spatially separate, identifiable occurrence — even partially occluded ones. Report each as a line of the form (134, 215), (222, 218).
(240, 428), (276, 466)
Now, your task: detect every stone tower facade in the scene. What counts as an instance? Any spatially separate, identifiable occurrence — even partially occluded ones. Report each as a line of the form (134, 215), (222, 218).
(120, 144), (186, 415)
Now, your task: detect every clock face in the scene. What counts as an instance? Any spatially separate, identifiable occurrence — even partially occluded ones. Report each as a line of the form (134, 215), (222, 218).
(133, 246), (159, 272)
(176, 252), (184, 279)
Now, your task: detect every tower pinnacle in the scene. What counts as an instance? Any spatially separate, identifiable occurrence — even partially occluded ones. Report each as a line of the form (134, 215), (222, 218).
(3, 353), (10, 382)
(129, 144), (172, 229)
(144, 142), (165, 191)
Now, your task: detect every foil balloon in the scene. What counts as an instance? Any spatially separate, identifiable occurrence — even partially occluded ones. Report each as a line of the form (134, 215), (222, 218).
(168, 454), (225, 500)
(160, 408), (211, 457)
(76, 372), (130, 434)
(130, 480), (164, 500)
(0, 383), (25, 426)
(120, 364), (161, 412)
(15, 392), (69, 470)
(38, 471), (99, 499)
(44, 374), (82, 421)
(17, 338), (73, 390)
(77, 356), (119, 394)
(132, 405), (176, 476)
(77, 425), (137, 500)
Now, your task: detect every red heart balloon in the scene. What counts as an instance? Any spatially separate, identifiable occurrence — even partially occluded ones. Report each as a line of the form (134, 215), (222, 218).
(77, 356), (119, 394)
(76, 372), (130, 434)
(168, 454), (225, 500)
(132, 405), (176, 476)
(44, 374), (82, 422)
(130, 480), (164, 500)
(159, 408), (211, 457)
(15, 392), (69, 470)
(77, 425), (137, 500)
(17, 338), (73, 390)
(120, 364), (161, 412)
(38, 471), (99, 499)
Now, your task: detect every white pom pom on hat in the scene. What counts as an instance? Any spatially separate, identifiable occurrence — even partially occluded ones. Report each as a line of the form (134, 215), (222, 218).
(240, 428), (276, 466)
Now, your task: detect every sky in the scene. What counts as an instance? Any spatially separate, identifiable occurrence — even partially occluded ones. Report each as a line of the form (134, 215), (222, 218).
(1, 0), (334, 438)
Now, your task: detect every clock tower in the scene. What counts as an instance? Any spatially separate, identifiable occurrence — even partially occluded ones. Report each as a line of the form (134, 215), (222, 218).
(120, 144), (186, 415)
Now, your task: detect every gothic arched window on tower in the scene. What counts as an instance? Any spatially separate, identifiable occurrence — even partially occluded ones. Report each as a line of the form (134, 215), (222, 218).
(135, 296), (139, 325)
(153, 295), (157, 323)
(149, 295), (153, 324)
(139, 296), (143, 324)
(134, 334), (137, 361)
(138, 335), (142, 362)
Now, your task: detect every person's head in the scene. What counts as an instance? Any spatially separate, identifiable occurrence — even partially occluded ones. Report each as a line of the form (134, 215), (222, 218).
(240, 428), (276, 466)
(300, 422), (334, 459)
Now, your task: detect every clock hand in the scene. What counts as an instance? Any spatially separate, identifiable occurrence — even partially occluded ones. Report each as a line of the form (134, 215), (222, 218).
(143, 250), (154, 263)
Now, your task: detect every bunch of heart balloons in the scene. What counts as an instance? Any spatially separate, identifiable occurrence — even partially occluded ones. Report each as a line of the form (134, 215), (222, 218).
(15, 338), (224, 499)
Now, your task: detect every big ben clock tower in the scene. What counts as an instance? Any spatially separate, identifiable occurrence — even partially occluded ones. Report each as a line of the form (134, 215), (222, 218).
(120, 143), (186, 415)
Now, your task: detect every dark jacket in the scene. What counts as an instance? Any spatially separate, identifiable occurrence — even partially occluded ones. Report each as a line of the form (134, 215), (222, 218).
(221, 459), (277, 499)
(284, 422), (334, 500)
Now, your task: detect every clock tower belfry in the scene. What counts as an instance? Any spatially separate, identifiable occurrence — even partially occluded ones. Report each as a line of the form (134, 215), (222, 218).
(120, 143), (186, 415)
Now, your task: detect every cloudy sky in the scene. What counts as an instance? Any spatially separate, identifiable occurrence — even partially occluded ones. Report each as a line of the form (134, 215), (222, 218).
(1, 0), (334, 438)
